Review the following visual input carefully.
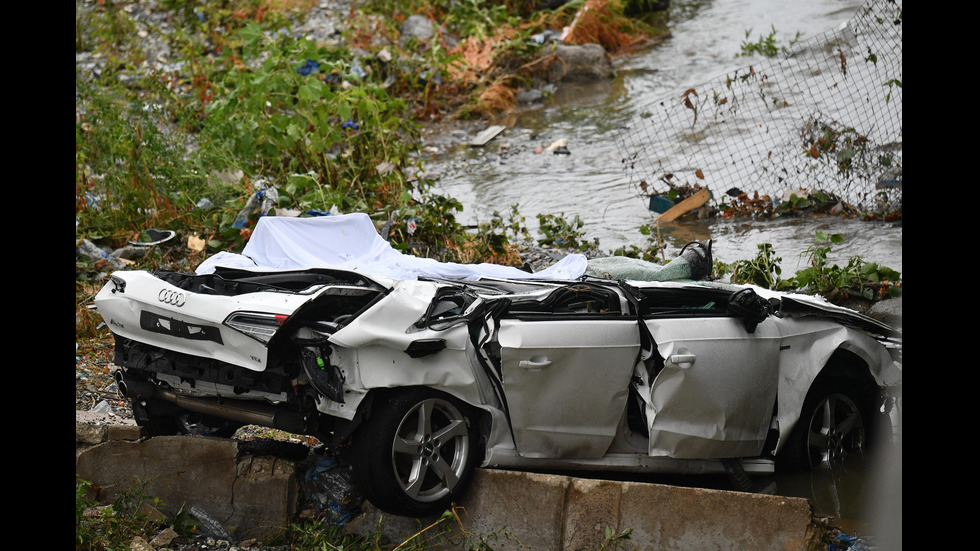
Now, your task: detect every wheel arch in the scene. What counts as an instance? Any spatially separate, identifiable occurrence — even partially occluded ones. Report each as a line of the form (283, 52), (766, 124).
(773, 346), (885, 466)
(815, 347), (882, 397)
(776, 341), (882, 455)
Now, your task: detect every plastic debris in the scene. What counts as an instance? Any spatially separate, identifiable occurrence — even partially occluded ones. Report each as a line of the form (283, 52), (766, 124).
(89, 400), (113, 415)
(530, 29), (563, 44)
(77, 239), (109, 261)
(545, 138), (571, 155)
(77, 239), (148, 270)
(656, 188), (711, 223)
(349, 60), (365, 79)
(129, 228), (176, 247)
(304, 457), (363, 525)
(306, 204), (342, 217)
(188, 505), (232, 540)
(827, 529), (871, 551)
(648, 195), (674, 213)
(341, 120), (359, 130)
(232, 183), (280, 229)
(406, 217), (419, 235)
(545, 138), (567, 151)
(187, 234), (207, 252)
(418, 70), (442, 86)
(470, 125), (506, 147)
(297, 59), (319, 76)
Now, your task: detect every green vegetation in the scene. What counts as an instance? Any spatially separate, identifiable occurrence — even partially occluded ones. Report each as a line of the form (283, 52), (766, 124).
(715, 231), (902, 304)
(77, 478), (195, 551)
(609, 222), (666, 263)
(737, 25), (801, 58)
(536, 212), (600, 252)
(75, 0), (665, 281)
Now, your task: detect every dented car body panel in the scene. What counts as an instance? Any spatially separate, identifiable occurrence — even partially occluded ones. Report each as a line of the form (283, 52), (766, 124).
(642, 316), (781, 458)
(95, 261), (901, 517)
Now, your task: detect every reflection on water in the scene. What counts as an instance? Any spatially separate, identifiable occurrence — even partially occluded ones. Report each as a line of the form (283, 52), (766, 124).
(771, 456), (874, 529)
(769, 407), (902, 541)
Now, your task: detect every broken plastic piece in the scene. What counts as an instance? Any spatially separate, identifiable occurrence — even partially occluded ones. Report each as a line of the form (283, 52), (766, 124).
(530, 29), (563, 44)
(232, 186), (279, 229)
(304, 457), (363, 525)
(129, 229), (176, 247)
(296, 59), (319, 76)
(470, 125), (506, 147)
(648, 195), (674, 213)
(188, 504), (232, 540)
(656, 188), (711, 223)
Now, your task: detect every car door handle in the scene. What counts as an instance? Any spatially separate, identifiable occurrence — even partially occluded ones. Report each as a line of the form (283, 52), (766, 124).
(519, 358), (552, 370)
(668, 353), (696, 369)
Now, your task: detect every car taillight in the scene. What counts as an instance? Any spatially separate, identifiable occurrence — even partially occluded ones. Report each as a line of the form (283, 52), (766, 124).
(224, 312), (288, 343)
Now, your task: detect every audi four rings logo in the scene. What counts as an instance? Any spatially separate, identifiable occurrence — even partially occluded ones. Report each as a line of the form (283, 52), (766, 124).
(158, 289), (186, 306)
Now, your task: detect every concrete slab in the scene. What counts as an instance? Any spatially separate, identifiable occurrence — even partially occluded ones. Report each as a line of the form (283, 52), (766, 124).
(618, 480), (816, 551)
(75, 434), (298, 541)
(457, 469), (570, 550)
(345, 469), (819, 551)
(76, 418), (823, 549)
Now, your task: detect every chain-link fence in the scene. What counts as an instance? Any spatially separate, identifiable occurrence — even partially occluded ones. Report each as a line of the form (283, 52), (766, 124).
(619, 0), (902, 219)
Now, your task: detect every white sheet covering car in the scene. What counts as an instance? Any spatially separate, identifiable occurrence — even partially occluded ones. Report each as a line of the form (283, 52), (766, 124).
(94, 214), (902, 517)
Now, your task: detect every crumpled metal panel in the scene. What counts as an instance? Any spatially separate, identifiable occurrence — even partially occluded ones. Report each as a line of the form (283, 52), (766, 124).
(643, 317), (781, 458)
(769, 317), (902, 450)
(497, 319), (640, 459)
(327, 279), (488, 406)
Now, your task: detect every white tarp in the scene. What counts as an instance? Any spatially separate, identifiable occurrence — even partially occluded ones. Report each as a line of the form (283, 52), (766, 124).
(195, 213), (587, 281)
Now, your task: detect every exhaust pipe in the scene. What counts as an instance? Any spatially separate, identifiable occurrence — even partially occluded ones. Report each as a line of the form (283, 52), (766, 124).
(114, 370), (312, 434)
(115, 370), (157, 400)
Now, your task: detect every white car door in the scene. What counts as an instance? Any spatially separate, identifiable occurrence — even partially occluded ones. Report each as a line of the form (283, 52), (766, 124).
(639, 288), (781, 459)
(495, 284), (640, 459)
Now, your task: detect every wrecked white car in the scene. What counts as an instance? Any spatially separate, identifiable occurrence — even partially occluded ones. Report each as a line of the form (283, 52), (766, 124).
(94, 214), (902, 517)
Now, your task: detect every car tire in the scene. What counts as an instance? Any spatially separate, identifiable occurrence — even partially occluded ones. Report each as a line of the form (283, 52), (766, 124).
(349, 388), (479, 517)
(777, 378), (873, 472)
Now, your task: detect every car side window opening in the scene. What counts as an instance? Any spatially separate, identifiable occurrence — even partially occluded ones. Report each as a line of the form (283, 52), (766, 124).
(505, 284), (624, 317)
(639, 288), (730, 317)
